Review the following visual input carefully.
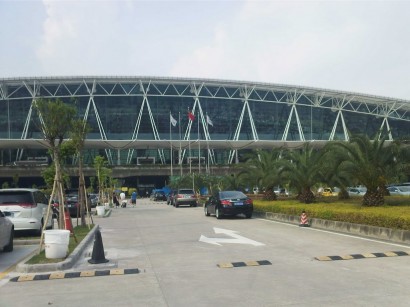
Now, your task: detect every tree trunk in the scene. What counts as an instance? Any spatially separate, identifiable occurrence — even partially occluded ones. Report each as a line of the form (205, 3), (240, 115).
(300, 187), (315, 204)
(79, 155), (86, 226)
(54, 150), (65, 229)
(263, 186), (277, 201)
(362, 189), (384, 206)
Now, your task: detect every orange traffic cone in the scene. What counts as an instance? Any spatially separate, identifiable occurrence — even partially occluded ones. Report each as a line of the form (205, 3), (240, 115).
(299, 210), (310, 227)
(64, 209), (77, 242)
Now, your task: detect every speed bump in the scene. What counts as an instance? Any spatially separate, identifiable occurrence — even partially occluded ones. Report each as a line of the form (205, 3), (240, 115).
(315, 251), (410, 261)
(217, 260), (272, 268)
(10, 268), (139, 282)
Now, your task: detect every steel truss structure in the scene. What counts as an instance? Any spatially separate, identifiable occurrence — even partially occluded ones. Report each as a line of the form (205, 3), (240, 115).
(0, 76), (409, 167)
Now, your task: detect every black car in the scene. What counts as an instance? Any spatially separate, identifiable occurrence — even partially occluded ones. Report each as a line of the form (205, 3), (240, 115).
(153, 191), (167, 201)
(64, 189), (92, 217)
(204, 191), (253, 219)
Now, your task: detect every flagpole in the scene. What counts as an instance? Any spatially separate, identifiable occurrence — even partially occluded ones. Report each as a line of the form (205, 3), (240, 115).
(170, 112), (173, 178)
(207, 113), (209, 174)
(179, 112), (182, 177)
(189, 108), (192, 175)
(198, 110), (200, 174)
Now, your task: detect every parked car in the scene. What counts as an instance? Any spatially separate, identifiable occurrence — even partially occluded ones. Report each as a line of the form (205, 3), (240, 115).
(322, 187), (337, 197)
(204, 190), (253, 219)
(167, 190), (177, 206)
(153, 191), (167, 201)
(274, 188), (289, 197)
(387, 186), (410, 196)
(0, 210), (14, 252)
(347, 187), (367, 196)
(89, 193), (99, 208)
(174, 188), (197, 207)
(64, 189), (92, 216)
(0, 188), (53, 234)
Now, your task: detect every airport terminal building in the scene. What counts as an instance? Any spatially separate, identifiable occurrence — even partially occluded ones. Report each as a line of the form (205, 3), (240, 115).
(0, 76), (409, 172)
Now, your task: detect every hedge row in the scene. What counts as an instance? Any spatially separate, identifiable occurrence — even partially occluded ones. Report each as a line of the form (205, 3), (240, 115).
(253, 200), (410, 231)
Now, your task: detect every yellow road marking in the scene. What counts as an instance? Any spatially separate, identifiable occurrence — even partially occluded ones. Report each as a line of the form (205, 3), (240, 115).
(18, 275), (35, 282)
(80, 271), (95, 277)
(49, 272), (65, 279)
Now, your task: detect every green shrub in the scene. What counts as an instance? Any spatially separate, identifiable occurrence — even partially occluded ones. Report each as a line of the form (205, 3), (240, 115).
(254, 199), (410, 230)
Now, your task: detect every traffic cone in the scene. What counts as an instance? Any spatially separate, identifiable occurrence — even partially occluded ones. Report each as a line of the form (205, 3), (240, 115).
(299, 211), (310, 227)
(88, 229), (109, 264)
(64, 209), (77, 242)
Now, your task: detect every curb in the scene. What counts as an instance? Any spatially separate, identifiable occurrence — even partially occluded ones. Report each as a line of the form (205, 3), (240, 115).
(15, 224), (99, 273)
(10, 268), (139, 282)
(254, 211), (410, 245)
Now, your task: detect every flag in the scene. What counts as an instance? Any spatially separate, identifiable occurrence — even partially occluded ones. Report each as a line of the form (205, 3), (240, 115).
(206, 115), (213, 127)
(188, 111), (195, 121)
(170, 114), (177, 127)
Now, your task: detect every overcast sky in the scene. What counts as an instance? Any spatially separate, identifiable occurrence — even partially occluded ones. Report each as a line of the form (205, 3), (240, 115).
(1, 0), (410, 100)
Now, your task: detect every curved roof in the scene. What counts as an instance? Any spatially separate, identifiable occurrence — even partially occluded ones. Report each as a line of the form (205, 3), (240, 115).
(1, 75), (409, 105)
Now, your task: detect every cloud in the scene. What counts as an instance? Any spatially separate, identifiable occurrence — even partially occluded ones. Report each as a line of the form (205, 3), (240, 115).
(169, 1), (410, 99)
(3, 0), (410, 99)
(36, 0), (141, 75)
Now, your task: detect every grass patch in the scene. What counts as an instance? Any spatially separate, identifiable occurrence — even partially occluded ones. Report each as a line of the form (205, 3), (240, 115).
(26, 225), (94, 265)
(254, 197), (410, 231)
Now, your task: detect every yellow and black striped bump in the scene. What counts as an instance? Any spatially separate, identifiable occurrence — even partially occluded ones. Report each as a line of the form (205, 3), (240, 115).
(217, 260), (272, 268)
(10, 268), (139, 282)
(315, 251), (410, 261)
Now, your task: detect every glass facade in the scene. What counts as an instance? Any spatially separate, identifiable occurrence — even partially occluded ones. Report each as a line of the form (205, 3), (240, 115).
(0, 77), (409, 166)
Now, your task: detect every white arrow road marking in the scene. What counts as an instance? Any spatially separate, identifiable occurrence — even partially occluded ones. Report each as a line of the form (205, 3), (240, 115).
(199, 227), (265, 246)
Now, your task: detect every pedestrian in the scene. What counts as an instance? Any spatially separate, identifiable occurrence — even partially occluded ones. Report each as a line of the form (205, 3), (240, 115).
(113, 192), (120, 208)
(120, 192), (126, 208)
(131, 190), (137, 206)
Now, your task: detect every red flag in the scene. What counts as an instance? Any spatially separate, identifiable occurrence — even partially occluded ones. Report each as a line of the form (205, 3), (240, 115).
(188, 111), (195, 121)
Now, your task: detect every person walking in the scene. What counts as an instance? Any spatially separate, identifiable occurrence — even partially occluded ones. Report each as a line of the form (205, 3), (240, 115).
(113, 192), (120, 208)
(131, 190), (137, 206)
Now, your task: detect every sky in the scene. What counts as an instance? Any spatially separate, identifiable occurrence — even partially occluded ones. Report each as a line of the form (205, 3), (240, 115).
(1, 0), (410, 100)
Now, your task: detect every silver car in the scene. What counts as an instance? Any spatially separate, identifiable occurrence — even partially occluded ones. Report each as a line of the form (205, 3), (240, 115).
(174, 189), (197, 207)
(387, 186), (410, 196)
(0, 210), (14, 252)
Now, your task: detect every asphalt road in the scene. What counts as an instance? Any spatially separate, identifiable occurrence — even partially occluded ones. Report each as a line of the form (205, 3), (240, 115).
(1, 198), (410, 306)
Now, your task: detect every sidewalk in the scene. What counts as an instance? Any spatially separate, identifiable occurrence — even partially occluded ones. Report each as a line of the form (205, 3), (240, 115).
(15, 197), (155, 273)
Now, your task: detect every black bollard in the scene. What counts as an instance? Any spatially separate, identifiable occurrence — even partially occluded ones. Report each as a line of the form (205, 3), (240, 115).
(88, 229), (109, 264)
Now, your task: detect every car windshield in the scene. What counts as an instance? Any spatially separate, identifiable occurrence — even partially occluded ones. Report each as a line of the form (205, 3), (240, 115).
(220, 191), (247, 199)
(0, 191), (33, 204)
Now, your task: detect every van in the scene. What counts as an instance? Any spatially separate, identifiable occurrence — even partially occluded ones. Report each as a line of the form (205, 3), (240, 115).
(0, 188), (53, 234)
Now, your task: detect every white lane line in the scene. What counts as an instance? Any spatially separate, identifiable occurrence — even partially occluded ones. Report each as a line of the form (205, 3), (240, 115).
(256, 218), (410, 249)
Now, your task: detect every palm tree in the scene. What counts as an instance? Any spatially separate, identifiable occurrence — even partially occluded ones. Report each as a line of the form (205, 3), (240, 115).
(279, 143), (325, 203)
(328, 134), (401, 206)
(34, 99), (76, 228)
(321, 145), (356, 200)
(239, 149), (281, 200)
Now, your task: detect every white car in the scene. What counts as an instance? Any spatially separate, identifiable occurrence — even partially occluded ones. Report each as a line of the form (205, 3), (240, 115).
(0, 188), (53, 235)
(387, 186), (410, 196)
(347, 187), (367, 196)
(0, 210), (14, 252)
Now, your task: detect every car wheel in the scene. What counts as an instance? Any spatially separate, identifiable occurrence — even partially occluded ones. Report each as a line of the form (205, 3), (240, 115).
(216, 208), (223, 219)
(175, 203), (179, 208)
(245, 213), (252, 219)
(4, 229), (14, 252)
(35, 219), (44, 236)
(205, 206), (210, 216)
